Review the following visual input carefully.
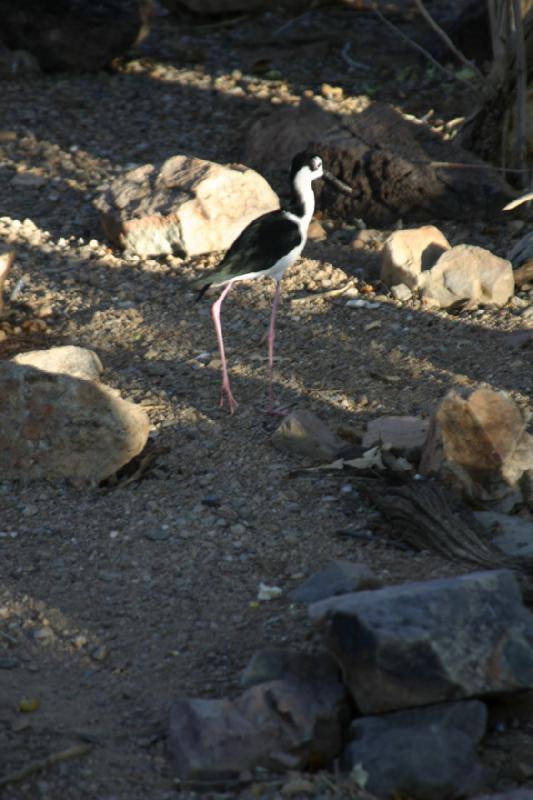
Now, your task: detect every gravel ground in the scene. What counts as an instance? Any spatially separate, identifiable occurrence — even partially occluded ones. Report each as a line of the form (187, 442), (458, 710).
(0, 5), (532, 799)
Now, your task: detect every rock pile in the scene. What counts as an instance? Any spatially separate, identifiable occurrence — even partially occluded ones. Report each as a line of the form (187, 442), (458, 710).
(168, 566), (533, 798)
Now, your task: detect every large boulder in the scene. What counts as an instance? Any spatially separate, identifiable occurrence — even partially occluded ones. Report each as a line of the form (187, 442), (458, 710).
(244, 99), (511, 226)
(0, 0), (153, 72)
(310, 569), (533, 714)
(0, 360), (149, 483)
(95, 155), (280, 257)
(342, 700), (487, 800)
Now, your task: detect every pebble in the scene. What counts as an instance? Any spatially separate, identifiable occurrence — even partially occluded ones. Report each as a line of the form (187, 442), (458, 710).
(145, 529), (172, 541)
(0, 656), (19, 669)
(90, 645), (108, 662)
(281, 777), (315, 796)
(32, 627), (55, 643)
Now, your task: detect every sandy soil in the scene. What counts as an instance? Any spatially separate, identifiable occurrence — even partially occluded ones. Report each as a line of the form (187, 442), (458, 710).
(0, 4), (532, 799)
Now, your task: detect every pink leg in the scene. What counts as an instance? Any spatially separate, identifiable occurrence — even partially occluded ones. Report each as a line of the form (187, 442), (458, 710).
(211, 283), (238, 414)
(266, 280), (282, 413)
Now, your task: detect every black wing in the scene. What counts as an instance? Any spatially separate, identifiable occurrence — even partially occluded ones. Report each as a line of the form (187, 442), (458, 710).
(191, 211), (301, 292)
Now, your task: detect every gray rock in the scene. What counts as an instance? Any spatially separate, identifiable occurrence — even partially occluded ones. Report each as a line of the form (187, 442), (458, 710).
(168, 670), (349, 780)
(0, 362), (149, 484)
(12, 345), (103, 382)
(289, 560), (381, 604)
(310, 569), (533, 714)
(420, 245), (514, 310)
(342, 700), (487, 800)
(0, 43), (40, 78)
(95, 155), (279, 258)
(272, 409), (347, 462)
(362, 415), (429, 455)
(240, 648), (341, 690)
(474, 512), (533, 561)
(381, 226), (450, 290)
(508, 231), (533, 268)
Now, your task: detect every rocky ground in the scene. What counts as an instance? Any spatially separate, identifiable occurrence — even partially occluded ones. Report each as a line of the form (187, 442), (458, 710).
(0, 4), (532, 799)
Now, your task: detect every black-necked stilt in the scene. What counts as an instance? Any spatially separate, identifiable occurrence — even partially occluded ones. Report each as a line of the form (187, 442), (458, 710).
(192, 151), (329, 415)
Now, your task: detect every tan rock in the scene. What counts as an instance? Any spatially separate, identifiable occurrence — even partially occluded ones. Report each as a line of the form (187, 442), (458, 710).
(421, 245), (514, 309)
(380, 226), (450, 290)
(95, 155), (279, 257)
(0, 362), (149, 483)
(12, 345), (103, 382)
(0, 249), (15, 314)
(420, 388), (533, 505)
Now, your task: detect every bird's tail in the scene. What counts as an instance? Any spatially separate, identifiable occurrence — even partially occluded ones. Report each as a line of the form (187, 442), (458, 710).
(195, 283), (211, 302)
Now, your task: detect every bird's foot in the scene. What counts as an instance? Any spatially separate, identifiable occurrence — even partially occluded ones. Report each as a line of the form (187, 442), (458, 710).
(220, 386), (238, 415)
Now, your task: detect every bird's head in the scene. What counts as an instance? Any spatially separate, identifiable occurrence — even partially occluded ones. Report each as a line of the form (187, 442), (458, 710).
(290, 151), (324, 184)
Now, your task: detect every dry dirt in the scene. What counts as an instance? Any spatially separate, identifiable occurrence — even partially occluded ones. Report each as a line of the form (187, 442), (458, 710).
(0, 4), (532, 800)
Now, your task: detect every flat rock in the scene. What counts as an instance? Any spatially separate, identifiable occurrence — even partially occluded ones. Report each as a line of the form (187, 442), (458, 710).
(342, 700), (487, 800)
(289, 560), (381, 604)
(0, 361), (149, 483)
(272, 409), (347, 462)
(310, 569), (533, 714)
(240, 648), (341, 689)
(244, 99), (511, 226)
(390, 283), (412, 302)
(168, 670), (349, 780)
(420, 245), (514, 309)
(380, 226), (450, 290)
(95, 155), (279, 257)
(420, 388), (533, 506)
(0, 43), (40, 78)
(0, 0), (152, 72)
(362, 415), (429, 455)
(12, 346), (104, 382)
(508, 231), (533, 268)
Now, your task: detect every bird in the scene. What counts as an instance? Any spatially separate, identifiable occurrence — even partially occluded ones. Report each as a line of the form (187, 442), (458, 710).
(191, 151), (328, 415)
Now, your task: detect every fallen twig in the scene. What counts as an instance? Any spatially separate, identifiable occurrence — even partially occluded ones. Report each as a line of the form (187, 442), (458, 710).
(341, 41), (371, 71)
(0, 744), (92, 787)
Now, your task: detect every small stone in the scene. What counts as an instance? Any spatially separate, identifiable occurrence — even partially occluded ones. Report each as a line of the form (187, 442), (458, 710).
(0, 656), (19, 669)
(32, 627), (55, 644)
(90, 645), (108, 661)
(72, 635), (88, 649)
(144, 529), (171, 541)
(391, 283), (412, 302)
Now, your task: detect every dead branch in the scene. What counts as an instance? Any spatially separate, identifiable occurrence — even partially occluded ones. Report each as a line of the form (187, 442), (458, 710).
(0, 744), (92, 788)
(512, 0), (529, 187)
(411, 0), (490, 89)
(368, 2), (477, 90)
(503, 190), (533, 208)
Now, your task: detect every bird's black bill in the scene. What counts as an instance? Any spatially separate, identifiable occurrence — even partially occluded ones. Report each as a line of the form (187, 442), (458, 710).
(323, 169), (353, 195)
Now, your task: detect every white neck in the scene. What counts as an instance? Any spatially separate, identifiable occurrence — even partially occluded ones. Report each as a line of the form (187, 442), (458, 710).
(291, 170), (316, 229)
